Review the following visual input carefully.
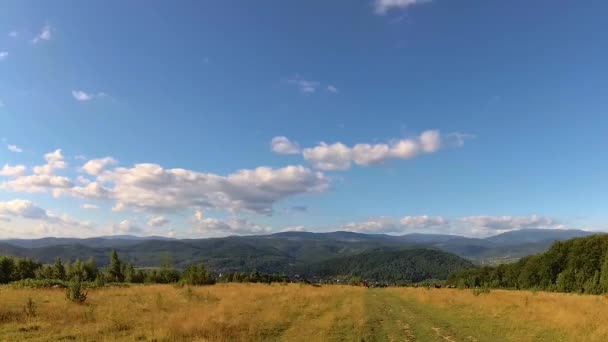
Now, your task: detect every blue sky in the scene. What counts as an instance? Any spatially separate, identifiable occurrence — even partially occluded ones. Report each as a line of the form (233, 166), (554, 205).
(0, 0), (607, 238)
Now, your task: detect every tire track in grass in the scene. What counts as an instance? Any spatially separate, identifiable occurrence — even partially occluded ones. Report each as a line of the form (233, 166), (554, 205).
(361, 290), (416, 342)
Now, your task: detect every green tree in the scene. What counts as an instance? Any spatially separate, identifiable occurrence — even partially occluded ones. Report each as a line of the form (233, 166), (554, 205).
(107, 250), (124, 282)
(181, 263), (215, 285)
(53, 258), (66, 280)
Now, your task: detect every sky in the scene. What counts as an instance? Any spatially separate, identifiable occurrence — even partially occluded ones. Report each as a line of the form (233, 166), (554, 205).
(0, 0), (607, 239)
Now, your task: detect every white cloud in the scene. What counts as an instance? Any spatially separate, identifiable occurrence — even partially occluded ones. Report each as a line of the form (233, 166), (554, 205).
(301, 130), (455, 170)
(0, 199), (48, 220)
(148, 216), (169, 227)
(303, 142), (352, 170)
(96, 163), (328, 214)
(194, 208), (204, 223)
(281, 225), (307, 232)
(33, 149), (67, 175)
(2, 174), (73, 193)
(7, 144), (22, 153)
(0, 164), (27, 177)
(8, 31), (17, 38)
(0, 52), (8, 61)
(399, 215), (448, 228)
(81, 204), (99, 210)
(3, 151), (328, 226)
(112, 202), (125, 212)
(0, 199), (92, 230)
(374, 0), (431, 15)
(77, 175), (92, 185)
(72, 90), (106, 102)
(271, 136), (301, 154)
(287, 76), (320, 94)
(194, 217), (272, 235)
(111, 220), (142, 235)
(327, 85), (339, 93)
(56, 182), (111, 199)
(32, 25), (52, 44)
(343, 217), (398, 233)
(343, 215), (448, 233)
(81, 157), (117, 175)
(460, 215), (557, 231)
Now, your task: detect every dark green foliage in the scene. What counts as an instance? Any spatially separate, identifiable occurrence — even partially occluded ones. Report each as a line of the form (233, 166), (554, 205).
(65, 277), (88, 303)
(0, 256), (41, 284)
(448, 235), (608, 294)
(181, 263), (215, 285)
(300, 248), (475, 283)
(106, 250), (124, 282)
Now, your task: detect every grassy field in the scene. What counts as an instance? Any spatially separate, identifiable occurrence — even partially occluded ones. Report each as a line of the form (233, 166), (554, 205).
(1, 284), (608, 341)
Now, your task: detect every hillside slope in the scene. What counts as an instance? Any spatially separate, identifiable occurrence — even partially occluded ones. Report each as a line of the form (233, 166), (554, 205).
(301, 248), (475, 282)
(448, 234), (608, 294)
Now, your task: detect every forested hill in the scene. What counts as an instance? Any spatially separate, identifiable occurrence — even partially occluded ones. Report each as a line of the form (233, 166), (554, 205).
(447, 234), (608, 294)
(300, 248), (475, 283)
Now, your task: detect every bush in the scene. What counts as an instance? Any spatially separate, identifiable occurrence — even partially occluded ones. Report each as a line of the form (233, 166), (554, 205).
(65, 277), (88, 304)
(23, 298), (36, 318)
(472, 287), (491, 296)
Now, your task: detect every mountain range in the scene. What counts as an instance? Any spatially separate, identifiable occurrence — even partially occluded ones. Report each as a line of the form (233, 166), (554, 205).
(0, 228), (598, 275)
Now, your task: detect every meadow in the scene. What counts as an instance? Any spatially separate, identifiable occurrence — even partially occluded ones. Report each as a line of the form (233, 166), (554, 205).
(1, 283), (607, 341)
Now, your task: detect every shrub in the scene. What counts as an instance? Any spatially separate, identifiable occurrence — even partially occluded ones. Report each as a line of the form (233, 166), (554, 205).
(66, 277), (88, 304)
(23, 298), (37, 318)
(472, 287), (491, 296)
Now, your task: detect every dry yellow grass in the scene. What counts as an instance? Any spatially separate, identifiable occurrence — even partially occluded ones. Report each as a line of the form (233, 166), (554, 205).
(1, 283), (607, 341)
(391, 287), (608, 342)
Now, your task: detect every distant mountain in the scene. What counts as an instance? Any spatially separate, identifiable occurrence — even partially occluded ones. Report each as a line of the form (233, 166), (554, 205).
(0, 229), (600, 272)
(484, 228), (596, 245)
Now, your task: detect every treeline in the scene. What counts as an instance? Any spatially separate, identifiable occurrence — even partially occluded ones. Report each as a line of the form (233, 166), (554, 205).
(0, 251), (213, 286)
(0, 251), (292, 286)
(447, 234), (608, 294)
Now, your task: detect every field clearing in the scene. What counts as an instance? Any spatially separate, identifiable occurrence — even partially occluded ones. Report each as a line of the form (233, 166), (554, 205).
(1, 283), (607, 341)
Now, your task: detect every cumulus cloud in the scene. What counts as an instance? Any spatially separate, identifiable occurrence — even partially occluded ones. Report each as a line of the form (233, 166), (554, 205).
(374, 0), (431, 15)
(343, 215), (446, 233)
(58, 182), (111, 199)
(1, 150), (73, 193)
(0, 199), (92, 230)
(148, 216), (169, 227)
(344, 214), (560, 236)
(0, 52), (7, 61)
(96, 163), (328, 214)
(460, 215), (557, 231)
(0, 164), (26, 177)
(72, 90), (107, 102)
(81, 157), (117, 175)
(81, 204), (99, 210)
(301, 130), (453, 170)
(3, 151), (328, 226)
(271, 136), (300, 154)
(2, 174), (73, 193)
(327, 85), (339, 93)
(194, 216), (272, 235)
(33, 149), (67, 175)
(7, 144), (22, 153)
(400, 215), (449, 228)
(31, 25), (52, 44)
(343, 217), (398, 234)
(303, 142), (352, 170)
(111, 220), (143, 235)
